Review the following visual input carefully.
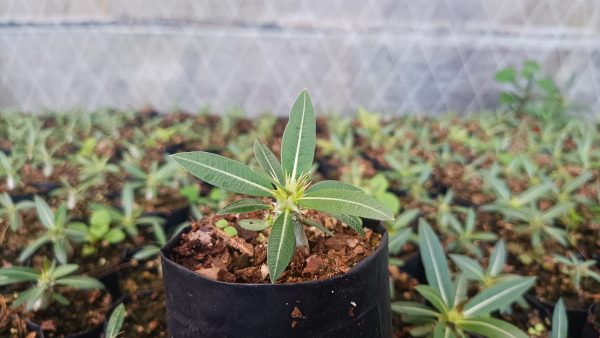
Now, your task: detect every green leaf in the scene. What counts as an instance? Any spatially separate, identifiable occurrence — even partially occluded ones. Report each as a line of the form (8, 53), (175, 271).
(133, 246), (160, 260)
(298, 189), (393, 220)
(267, 210), (295, 283)
(460, 317), (528, 338)
(215, 219), (229, 229)
(307, 180), (362, 193)
(462, 277), (535, 317)
(516, 184), (551, 205)
(53, 293), (70, 305)
(105, 303), (126, 338)
(389, 228), (412, 255)
(280, 90), (316, 179)
(52, 264), (79, 279)
(56, 276), (104, 289)
(487, 240), (506, 277)
(90, 209), (111, 228)
(254, 141), (284, 184)
(217, 199), (270, 215)
(418, 220), (454, 307)
(171, 152), (273, 197)
(551, 298), (567, 338)
(34, 195), (54, 229)
(415, 285), (448, 314)
(19, 235), (50, 263)
(238, 219), (270, 231)
(105, 228), (126, 244)
(391, 301), (439, 318)
(0, 267), (39, 284)
(495, 68), (516, 83)
(541, 203), (574, 221)
(449, 255), (485, 281)
(12, 286), (45, 309)
(433, 322), (456, 338)
(53, 240), (68, 264)
(327, 212), (364, 235)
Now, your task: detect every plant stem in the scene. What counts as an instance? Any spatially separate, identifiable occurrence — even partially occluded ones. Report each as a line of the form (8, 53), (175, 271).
(293, 220), (309, 254)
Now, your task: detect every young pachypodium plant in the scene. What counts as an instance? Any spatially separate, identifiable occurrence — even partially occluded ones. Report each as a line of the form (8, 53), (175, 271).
(19, 196), (85, 264)
(482, 174), (551, 215)
(68, 209), (126, 256)
(0, 260), (104, 311)
(446, 208), (497, 259)
(553, 253), (600, 292)
(0, 152), (24, 191)
(0, 192), (34, 232)
(171, 90), (394, 283)
(509, 202), (574, 249)
(123, 160), (178, 201)
(450, 240), (516, 288)
(91, 185), (165, 238)
(392, 220), (534, 338)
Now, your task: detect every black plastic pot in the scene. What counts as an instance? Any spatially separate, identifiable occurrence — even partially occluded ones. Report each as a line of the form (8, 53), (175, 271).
(397, 252), (427, 284)
(524, 293), (588, 338)
(583, 303), (600, 338)
(29, 181), (61, 195)
(161, 224), (391, 338)
(144, 205), (190, 236)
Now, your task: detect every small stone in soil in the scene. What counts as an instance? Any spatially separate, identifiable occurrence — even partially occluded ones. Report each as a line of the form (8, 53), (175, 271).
(291, 306), (303, 319)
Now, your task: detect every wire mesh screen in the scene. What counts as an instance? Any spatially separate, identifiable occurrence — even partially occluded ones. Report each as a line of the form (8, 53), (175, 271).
(0, 0), (599, 115)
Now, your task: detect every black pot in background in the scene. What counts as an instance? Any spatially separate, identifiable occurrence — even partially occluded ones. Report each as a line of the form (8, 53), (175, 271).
(144, 205), (190, 236)
(161, 223), (391, 338)
(29, 181), (61, 195)
(524, 293), (588, 338)
(583, 303), (600, 338)
(397, 252), (427, 284)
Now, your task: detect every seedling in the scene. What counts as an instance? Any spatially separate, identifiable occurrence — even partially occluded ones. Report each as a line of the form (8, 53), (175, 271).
(0, 260), (103, 311)
(91, 185), (164, 238)
(51, 178), (93, 210)
(171, 90), (393, 283)
(123, 160), (178, 201)
(19, 196), (85, 264)
(0, 192), (34, 232)
(482, 174), (551, 214)
(75, 154), (119, 187)
(0, 152), (24, 191)
(553, 253), (600, 292)
(447, 209), (497, 258)
(392, 220), (534, 337)
(68, 209), (126, 256)
(509, 202), (574, 249)
(450, 240), (516, 288)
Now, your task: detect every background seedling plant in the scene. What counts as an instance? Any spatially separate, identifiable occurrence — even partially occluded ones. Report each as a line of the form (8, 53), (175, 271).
(172, 90), (393, 283)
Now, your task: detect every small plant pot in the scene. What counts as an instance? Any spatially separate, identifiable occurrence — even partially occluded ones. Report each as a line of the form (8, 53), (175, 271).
(160, 224), (391, 338)
(583, 303), (600, 338)
(524, 293), (588, 338)
(397, 252), (427, 284)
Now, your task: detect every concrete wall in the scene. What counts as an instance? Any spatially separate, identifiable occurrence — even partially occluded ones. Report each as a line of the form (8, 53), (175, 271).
(0, 0), (599, 116)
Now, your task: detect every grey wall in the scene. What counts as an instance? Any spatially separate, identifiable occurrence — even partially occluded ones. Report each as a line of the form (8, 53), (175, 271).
(0, 0), (599, 116)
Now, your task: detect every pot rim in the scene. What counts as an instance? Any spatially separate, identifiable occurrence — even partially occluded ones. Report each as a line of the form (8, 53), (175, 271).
(160, 221), (388, 288)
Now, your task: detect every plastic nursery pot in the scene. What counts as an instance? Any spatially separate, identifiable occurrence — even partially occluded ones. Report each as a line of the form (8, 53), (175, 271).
(160, 223), (392, 338)
(397, 252), (427, 284)
(29, 181), (62, 195)
(583, 303), (600, 338)
(524, 293), (588, 338)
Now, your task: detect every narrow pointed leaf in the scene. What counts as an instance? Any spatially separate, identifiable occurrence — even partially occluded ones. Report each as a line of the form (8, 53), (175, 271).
(487, 240), (506, 277)
(450, 255), (485, 281)
(415, 285), (448, 314)
(433, 322), (456, 338)
(281, 90), (316, 179)
(0, 267), (39, 284)
(307, 180), (362, 193)
(171, 152), (273, 197)
(460, 317), (528, 338)
(541, 203), (574, 222)
(56, 276), (104, 289)
(516, 184), (551, 205)
(52, 264), (79, 279)
(217, 199), (270, 215)
(327, 212), (364, 235)
(391, 301), (439, 318)
(463, 277), (535, 317)
(418, 220), (454, 307)
(551, 298), (567, 338)
(238, 219), (270, 231)
(300, 218), (334, 236)
(389, 228), (412, 254)
(254, 141), (284, 184)
(105, 303), (126, 338)
(19, 235), (49, 263)
(34, 195), (54, 229)
(298, 189), (393, 220)
(267, 211), (295, 283)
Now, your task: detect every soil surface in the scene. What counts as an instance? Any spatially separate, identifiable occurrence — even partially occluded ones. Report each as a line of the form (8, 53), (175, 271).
(170, 211), (382, 284)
